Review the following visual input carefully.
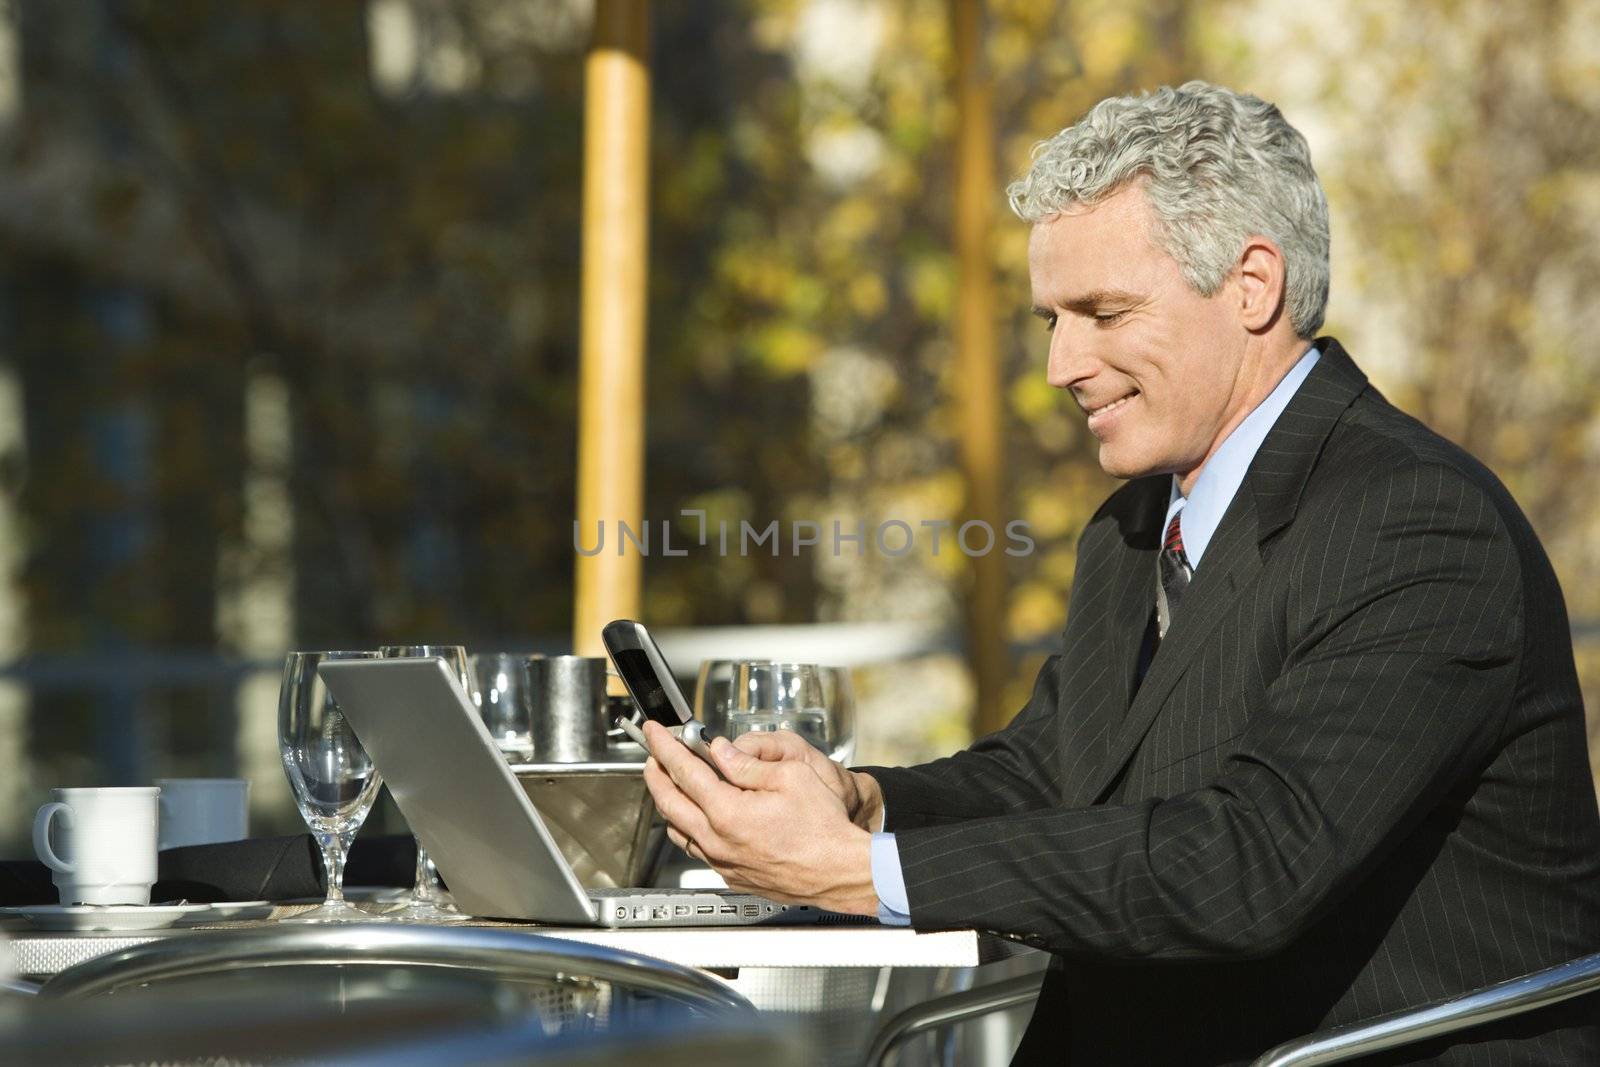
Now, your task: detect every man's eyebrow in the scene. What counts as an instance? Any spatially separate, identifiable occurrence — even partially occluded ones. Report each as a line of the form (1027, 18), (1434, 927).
(1031, 289), (1143, 320)
(1058, 288), (1142, 312)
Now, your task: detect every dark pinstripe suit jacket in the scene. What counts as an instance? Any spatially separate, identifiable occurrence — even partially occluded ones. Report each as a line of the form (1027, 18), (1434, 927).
(865, 341), (1600, 1064)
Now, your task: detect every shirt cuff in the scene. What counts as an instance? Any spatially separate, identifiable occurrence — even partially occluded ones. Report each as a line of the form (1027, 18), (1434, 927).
(871, 831), (912, 926)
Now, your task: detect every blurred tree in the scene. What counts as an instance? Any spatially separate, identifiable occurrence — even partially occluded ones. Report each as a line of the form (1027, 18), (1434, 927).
(642, 0), (1198, 731)
(3, 0), (591, 651)
(0, 0), (1595, 834)
(1207, 0), (1600, 779)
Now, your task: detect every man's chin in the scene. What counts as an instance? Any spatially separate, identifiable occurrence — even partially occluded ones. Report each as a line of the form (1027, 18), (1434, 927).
(1096, 446), (1152, 482)
(1096, 448), (1180, 484)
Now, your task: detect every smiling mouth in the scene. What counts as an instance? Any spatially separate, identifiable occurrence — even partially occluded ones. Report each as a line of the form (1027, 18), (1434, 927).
(1084, 391), (1139, 419)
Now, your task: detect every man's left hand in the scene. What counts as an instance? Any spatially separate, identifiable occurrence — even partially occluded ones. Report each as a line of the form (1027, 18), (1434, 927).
(641, 720), (878, 916)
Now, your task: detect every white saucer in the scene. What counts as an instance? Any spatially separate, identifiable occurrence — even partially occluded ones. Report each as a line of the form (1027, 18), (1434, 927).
(2, 903), (211, 932)
(186, 900), (273, 922)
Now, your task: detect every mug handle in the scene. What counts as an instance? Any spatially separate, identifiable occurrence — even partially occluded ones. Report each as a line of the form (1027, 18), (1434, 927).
(32, 802), (74, 874)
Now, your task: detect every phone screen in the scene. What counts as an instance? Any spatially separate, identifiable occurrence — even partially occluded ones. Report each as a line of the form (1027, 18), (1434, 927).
(609, 645), (683, 726)
(603, 620), (722, 773)
(601, 620), (692, 727)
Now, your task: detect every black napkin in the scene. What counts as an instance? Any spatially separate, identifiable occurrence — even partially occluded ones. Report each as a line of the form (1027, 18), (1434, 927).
(0, 834), (417, 906)
(0, 856), (53, 906)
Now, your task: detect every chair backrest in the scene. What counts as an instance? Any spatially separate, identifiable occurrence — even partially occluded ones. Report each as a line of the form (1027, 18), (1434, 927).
(4, 998), (800, 1067)
(25, 924), (764, 1065)
(338, 1016), (809, 1067)
(3, 993), (529, 1065)
(1251, 951), (1600, 1067)
(0, 935), (37, 1000)
(44, 923), (751, 1010)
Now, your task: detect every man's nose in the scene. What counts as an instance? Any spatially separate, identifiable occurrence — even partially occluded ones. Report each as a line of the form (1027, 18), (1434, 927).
(1045, 324), (1097, 390)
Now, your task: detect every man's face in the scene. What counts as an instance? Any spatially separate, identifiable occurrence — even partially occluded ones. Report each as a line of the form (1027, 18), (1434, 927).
(1029, 184), (1249, 485)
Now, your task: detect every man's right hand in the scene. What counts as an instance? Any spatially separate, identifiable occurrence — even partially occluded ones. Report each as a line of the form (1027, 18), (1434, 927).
(726, 730), (885, 832)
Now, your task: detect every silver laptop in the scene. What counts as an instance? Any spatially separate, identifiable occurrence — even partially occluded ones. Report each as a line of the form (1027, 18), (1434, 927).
(318, 656), (870, 928)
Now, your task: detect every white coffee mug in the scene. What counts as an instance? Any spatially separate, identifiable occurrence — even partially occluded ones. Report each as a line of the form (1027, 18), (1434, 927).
(155, 778), (250, 850)
(32, 787), (160, 906)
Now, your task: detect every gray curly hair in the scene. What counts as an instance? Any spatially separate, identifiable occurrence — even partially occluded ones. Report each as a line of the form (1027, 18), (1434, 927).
(1007, 81), (1330, 339)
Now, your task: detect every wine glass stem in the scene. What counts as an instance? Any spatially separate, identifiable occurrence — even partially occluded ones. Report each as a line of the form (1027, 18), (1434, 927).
(318, 831), (350, 905)
(413, 843), (439, 902)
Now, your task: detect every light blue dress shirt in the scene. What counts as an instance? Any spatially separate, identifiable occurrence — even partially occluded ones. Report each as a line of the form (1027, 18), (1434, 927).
(869, 345), (1323, 925)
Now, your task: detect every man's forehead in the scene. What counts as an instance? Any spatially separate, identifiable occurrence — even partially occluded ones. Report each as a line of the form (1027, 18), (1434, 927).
(1030, 187), (1154, 249)
(1029, 189), (1165, 296)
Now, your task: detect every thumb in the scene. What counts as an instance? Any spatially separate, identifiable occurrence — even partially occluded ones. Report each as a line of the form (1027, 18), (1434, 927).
(711, 736), (780, 789)
(731, 730), (799, 762)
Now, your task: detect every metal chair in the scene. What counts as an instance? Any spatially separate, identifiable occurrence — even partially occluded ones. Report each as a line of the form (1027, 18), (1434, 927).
(867, 951), (1600, 1066)
(1251, 951), (1600, 1066)
(864, 969), (1047, 1066)
(44, 922), (750, 1009)
(3, 992), (551, 1066)
(0, 935), (38, 1002)
(337, 1016), (807, 1067)
(2, 998), (806, 1066)
(24, 923), (762, 1064)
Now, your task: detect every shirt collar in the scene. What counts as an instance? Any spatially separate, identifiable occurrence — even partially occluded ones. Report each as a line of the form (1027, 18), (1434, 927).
(1164, 344), (1321, 568)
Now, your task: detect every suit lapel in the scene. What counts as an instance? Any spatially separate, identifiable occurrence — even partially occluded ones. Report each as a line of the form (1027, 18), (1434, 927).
(1107, 480), (1165, 712)
(1053, 478), (1164, 810)
(1073, 338), (1370, 805)
(1075, 493), (1265, 804)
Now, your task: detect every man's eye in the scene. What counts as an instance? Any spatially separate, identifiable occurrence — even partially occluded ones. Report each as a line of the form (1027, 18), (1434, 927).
(1093, 310), (1127, 326)
(1039, 315), (1057, 332)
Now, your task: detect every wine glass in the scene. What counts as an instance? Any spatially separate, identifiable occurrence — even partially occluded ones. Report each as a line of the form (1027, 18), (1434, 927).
(694, 659), (739, 740)
(469, 652), (539, 764)
(278, 650), (386, 923)
(720, 661), (856, 763)
(381, 644), (471, 923)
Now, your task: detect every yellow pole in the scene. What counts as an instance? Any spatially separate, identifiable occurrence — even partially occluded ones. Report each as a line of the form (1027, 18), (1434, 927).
(573, 0), (651, 657)
(950, 0), (1009, 736)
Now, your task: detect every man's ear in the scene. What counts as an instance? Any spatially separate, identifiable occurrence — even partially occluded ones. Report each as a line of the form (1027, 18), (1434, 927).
(1235, 236), (1287, 333)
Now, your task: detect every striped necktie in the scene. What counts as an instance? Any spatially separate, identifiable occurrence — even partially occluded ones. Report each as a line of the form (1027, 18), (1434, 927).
(1155, 509), (1193, 640)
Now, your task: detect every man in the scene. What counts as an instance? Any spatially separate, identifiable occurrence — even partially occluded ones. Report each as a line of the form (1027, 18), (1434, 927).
(642, 82), (1600, 1064)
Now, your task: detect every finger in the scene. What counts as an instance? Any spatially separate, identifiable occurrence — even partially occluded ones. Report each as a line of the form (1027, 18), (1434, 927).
(646, 721), (736, 811)
(731, 730), (813, 762)
(642, 756), (683, 815)
(665, 824), (714, 866)
(710, 735), (788, 790)
(643, 755), (715, 845)
(644, 719), (704, 782)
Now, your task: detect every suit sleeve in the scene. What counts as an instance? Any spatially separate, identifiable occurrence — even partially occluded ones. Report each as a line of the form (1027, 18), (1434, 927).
(891, 462), (1525, 960)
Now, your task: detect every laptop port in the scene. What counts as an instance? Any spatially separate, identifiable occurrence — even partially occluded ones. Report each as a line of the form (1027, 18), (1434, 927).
(652, 906), (669, 919)
(696, 905), (715, 915)
(674, 905), (690, 916)
(742, 904), (759, 917)
(615, 907), (627, 919)
(719, 905), (737, 915)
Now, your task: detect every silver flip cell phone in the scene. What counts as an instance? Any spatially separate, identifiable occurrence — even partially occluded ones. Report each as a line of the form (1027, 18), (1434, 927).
(601, 619), (721, 768)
